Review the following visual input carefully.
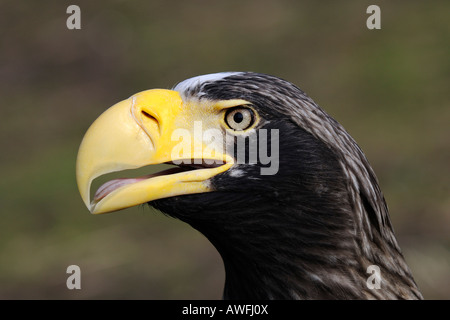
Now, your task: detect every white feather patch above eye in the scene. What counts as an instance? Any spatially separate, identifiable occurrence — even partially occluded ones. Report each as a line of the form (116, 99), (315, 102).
(174, 72), (242, 96)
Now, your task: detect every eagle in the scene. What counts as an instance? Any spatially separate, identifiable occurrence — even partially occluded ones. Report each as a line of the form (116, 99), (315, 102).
(76, 72), (423, 299)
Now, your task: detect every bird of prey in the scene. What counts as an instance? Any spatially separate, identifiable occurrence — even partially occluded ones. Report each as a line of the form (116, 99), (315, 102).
(76, 72), (423, 299)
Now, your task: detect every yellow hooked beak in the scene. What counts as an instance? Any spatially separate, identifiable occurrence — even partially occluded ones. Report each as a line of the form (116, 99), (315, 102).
(76, 89), (233, 214)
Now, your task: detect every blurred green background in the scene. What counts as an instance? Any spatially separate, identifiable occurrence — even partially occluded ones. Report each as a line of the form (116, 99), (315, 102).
(0, 0), (449, 299)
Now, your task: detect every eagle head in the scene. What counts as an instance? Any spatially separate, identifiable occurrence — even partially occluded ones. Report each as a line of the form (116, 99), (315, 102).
(76, 72), (422, 299)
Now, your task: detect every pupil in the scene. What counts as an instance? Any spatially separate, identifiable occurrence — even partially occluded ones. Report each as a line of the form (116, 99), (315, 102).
(233, 112), (244, 123)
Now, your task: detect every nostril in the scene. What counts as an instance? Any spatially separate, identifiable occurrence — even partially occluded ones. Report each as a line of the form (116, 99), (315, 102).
(141, 110), (157, 121)
(139, 109), (160, 138)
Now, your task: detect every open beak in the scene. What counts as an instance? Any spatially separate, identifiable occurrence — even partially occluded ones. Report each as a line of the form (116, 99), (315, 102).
(76, 89), (233, 214)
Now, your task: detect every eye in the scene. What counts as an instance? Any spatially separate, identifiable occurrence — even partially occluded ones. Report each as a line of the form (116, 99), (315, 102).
(225, 107), (255, 131)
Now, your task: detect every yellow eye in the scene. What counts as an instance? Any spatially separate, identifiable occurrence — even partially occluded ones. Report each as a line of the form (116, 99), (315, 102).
(225, 107), (255, 131)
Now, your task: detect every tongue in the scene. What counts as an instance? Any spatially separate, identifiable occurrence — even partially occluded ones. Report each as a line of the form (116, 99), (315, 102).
(92, 167), (190, 203)
(94, 178), (146, 202)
